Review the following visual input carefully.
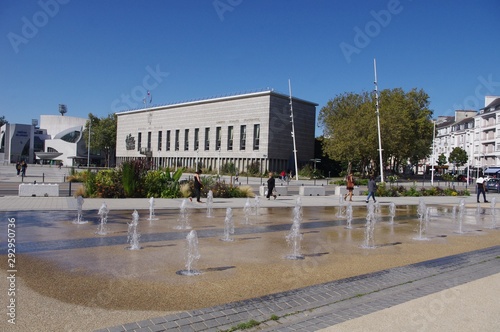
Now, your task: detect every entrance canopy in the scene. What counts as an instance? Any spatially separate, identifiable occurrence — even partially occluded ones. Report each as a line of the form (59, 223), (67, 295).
(35, 152), (63, 160)
(484, 167), (500, 176)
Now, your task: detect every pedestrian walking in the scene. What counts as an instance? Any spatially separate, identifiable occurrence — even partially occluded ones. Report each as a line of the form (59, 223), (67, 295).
(189, 170), (203, 203)
(21, 161), (27, 177)
(366, 176), (377, 203)
(344, 172), (354, 201)
(476, 174), (488, 203)
(267, 172), (277, 200)
(15, 161), (21, 176)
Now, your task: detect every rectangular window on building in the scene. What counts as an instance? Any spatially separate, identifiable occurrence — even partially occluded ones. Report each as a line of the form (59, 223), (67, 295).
(240, 125), (246, 150)
(158, 131), (162, 151)
(216, 127), (221, 151)
(138, 132), (142, 151)
(166, 130), (171, 151)
(175, 130), (180, 151)
(227, 126), (233, 151)
(184, 129), (189, 151)
(253, 124), (260, 150)
(194, 128), (199, 151)
(147, 132), (152, 150)
(205, 128), (210, 151)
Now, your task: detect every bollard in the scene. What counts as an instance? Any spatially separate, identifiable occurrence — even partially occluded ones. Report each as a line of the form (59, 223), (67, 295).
(43, 173), (45, 183)
(68, 181), (72, 197)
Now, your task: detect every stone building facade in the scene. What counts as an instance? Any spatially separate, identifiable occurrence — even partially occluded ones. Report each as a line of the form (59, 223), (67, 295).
(115, 90), (317, 174)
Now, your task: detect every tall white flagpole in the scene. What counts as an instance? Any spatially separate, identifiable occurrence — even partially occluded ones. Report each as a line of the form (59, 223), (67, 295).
(374, 59), (384, 182)
(431, 120), (436, 186)
(289, 79), (299, 181)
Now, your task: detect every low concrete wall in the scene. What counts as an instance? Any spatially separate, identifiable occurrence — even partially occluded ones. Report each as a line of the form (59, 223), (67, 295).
(335, 186), (364, 196)
(19, 183), (59, 197)
(299, 186), (326, 196)
(259, 185), (288, 197)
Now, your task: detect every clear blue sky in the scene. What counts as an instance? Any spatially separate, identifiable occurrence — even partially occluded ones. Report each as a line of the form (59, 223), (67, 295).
(1, 0), (499, 136)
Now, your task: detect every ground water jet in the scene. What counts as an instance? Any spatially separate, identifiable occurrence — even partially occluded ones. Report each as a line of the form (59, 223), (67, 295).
(243, 198), (252, 225)
(337, 194), (346, 218)
(285, 197), (304, 259)
(345, 202), (353, 229)
(206, 190), (214, 218)
(389, 202), (396, 225)
(147, 197), (159, 221)
(361, 201), (376, 249)
(253, 196), (260, 216)
(96, 202), (109, 235)
(414, 199), (429, 240)
(126, 210), (141, 250)
(177, 230), (201, 276)
(175, 199), (191, 230)
(457, 198), (465, 234)
(73, 195), (88, 224)
(221, 207), (235, 242)
(490, 197), (498, 229)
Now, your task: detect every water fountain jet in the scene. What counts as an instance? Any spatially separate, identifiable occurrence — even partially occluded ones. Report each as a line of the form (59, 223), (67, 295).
(177, 230), (201, 276)
(285, 197), (304, 259)
(126, 210), (141, 250)
(73, 196), (88, 224)
(206, 190), (214, 218)
(147, 197), (159, 221)
(175, 199), (191, 230)
(221, 207), (235, 242)
(96, 202), (109, 235)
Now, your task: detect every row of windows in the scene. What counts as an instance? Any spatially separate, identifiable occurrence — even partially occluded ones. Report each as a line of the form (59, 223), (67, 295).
(137, 124), (260, 152)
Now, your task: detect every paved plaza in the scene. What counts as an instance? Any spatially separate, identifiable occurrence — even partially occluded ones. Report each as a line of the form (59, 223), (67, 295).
(0, 164), (499, 332)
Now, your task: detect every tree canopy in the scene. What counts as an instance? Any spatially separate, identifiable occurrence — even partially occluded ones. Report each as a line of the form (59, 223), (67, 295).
(0, 115), (8, 127)
(318, 88), (434, 176)
(448, 147), (468, 168)
(82, 113), (117, 167)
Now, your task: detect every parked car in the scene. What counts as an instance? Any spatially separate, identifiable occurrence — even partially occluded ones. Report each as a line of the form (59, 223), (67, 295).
(485, 178), (500, 193)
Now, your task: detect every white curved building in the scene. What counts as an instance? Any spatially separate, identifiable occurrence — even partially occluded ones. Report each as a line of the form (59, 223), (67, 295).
(38, 115), (88, 166)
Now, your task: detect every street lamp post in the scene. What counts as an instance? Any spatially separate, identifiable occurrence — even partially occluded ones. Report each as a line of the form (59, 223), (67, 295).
(217, 148), (221, 179)
(87, 119), (91, 170)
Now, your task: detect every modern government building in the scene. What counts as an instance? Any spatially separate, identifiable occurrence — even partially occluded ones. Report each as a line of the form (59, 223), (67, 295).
(115, 90), (318, 174)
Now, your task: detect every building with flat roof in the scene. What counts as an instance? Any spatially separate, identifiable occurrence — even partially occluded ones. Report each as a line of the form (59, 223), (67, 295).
(115, 90), (317, 174)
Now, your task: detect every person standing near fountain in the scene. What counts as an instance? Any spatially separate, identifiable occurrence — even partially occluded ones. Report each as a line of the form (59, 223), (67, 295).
(189, 170), (203, 203)
(365, 176), (377, 203)
(266, 172), (277, 200)
(476, 174), (489, 203)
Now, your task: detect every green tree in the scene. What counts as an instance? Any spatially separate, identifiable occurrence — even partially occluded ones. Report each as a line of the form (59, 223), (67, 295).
(0, 115), (8, 127)
(318, 88), (433, 177)
(448, 147), (468, 171)
(82, 113), (117, 167)
(437, 153), (447, 174)
(437, 153), (447, 166)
